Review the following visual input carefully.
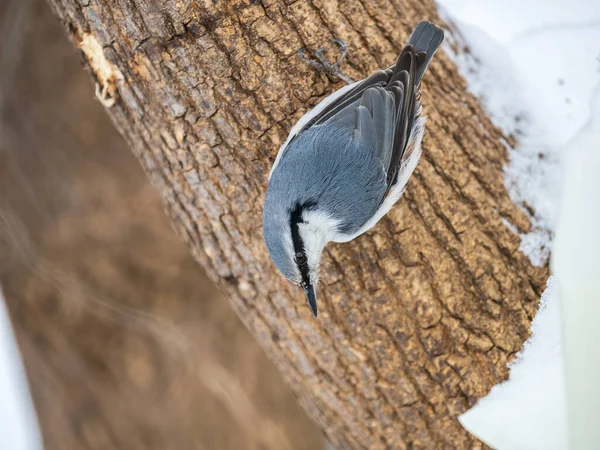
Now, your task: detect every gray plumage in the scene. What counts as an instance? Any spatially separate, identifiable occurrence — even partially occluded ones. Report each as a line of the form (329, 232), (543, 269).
(410, 20), (445, 83)
(263, 21), (444, 315)
(264, 122), (388, 278)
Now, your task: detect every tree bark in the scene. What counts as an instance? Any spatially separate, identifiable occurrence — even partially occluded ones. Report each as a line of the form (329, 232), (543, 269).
(46, 0), (548, 448)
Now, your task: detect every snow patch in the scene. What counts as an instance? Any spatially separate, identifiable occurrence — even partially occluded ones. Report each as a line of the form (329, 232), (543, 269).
(458, 277), (567, 450)
(438, 0), (600, 266)
(0, 287), (43, 450)
(439, 17), (558, 266)
(437, 0), (600, 447)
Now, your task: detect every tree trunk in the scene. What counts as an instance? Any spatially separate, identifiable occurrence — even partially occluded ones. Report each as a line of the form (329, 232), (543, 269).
(46, 1), (548, 448)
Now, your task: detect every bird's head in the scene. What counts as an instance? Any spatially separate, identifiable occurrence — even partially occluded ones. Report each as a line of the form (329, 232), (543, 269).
(263, 198), (339, 317)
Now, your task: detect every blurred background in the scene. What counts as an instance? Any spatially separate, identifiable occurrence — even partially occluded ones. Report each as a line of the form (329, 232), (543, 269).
(0, 1), (322, 449)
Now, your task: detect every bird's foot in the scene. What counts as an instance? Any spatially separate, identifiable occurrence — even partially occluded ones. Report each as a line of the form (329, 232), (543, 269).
(297, 38), (354, 85)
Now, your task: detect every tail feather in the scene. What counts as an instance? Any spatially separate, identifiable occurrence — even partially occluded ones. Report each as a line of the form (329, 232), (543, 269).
(406, 21), (444, 83)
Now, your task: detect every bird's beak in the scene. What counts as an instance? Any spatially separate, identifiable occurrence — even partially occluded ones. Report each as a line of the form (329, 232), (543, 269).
(303, 283), (318, 317)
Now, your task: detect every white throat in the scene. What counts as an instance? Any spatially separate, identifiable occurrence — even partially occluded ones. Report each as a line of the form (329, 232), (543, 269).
(297, 210), (340, 275)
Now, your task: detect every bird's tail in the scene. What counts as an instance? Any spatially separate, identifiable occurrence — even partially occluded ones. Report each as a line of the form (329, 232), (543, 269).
(406, 21), (444, 84)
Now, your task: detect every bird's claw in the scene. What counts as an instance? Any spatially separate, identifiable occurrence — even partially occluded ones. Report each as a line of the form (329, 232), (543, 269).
(330, 38), (348, 66)
(314, 47), (329, 64)
(298, 47), (327, 72)
(297, 38), (354, 85)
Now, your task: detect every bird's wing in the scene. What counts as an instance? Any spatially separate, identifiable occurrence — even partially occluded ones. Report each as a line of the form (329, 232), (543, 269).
(294, 46), (418, 193)
(268, 74), (384, 179)
(272, 21), (444, 186)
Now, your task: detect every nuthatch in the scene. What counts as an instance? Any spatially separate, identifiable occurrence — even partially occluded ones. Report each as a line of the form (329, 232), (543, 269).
(263, 21), (444, 316)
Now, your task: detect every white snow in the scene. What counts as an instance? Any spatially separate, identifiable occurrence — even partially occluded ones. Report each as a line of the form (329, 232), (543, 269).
(0, 287), (43, 450)
(437, 0), (600, 448)
(459, 277), (567, 449)
(439, 0), (600, 266)
(552, 85), (600, 448)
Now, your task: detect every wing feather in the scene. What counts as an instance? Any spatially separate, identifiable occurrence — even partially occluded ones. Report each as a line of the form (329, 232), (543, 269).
(276, 22), (444, 195)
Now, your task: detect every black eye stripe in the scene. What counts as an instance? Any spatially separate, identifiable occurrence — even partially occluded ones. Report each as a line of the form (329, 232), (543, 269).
(289, 201), (316, 285)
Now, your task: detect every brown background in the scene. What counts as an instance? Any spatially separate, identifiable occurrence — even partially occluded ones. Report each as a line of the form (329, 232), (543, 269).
(0, 2), (323, 449)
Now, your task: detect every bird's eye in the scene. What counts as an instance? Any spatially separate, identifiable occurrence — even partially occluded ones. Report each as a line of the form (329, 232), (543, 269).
(295, 252), (307, 265)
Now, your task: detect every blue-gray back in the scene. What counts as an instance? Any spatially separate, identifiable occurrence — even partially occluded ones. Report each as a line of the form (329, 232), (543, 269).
(263, 121), (387, 279)
(265, 122), (387, 234)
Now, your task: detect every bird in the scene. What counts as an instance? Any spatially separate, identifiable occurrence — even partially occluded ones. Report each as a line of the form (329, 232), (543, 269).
(263, 21), (444, 317)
